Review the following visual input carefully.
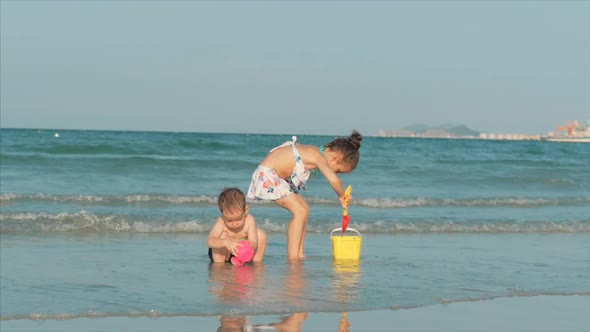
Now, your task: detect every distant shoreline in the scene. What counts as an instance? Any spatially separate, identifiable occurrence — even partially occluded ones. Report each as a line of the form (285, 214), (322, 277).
(377, 136), (590, 143)
(3, 127), (588, 142)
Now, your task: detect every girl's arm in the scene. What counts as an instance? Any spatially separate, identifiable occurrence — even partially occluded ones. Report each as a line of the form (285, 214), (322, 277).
(311, 149), (346, 199)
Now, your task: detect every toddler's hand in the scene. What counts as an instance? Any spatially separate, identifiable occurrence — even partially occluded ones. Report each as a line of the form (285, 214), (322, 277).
(225, 239), (242, 256)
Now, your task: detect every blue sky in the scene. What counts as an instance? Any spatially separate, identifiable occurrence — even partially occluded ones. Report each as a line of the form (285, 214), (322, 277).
(1, 1), (588, 136)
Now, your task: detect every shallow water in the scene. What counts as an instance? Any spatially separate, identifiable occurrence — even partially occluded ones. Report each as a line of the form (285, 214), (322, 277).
(1, 233), (587, 318)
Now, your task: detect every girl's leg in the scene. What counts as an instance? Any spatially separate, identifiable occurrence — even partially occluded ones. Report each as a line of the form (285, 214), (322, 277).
(253, 228), (267, 262)
(294, 195), (310, 258)
(275, 194), (310, 259)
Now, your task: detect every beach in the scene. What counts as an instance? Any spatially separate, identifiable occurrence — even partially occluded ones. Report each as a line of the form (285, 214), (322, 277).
(1, 232), (588, 331)
(2, 0), (590, 329)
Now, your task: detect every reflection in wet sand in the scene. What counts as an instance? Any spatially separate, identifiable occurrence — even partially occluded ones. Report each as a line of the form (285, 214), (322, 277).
(332, 260), (362, 303)
(217, 315), (248, 332)
(338, 312), (351, 332)
(208, 260), (358, 331)
(283, 260), (307, 307)
(208, 262), (267, 305)
(208, 262), (266, 331)
(257, 312), (309, 332)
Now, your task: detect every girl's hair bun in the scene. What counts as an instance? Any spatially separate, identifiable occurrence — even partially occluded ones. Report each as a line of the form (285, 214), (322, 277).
(348, 130), (362, 150)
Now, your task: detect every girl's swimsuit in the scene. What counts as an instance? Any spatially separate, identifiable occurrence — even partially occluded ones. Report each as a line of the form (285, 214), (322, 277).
(247, 136), (311, 201)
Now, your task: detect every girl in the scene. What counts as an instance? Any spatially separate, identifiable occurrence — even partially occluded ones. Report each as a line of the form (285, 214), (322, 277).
(247, 131), (362, 259)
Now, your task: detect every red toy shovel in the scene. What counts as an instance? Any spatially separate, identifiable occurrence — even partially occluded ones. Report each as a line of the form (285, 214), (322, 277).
(342, 185), (352, 233)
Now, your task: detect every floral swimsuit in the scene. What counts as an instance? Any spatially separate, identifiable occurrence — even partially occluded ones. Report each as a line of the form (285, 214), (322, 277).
(247, 136), (311, 201)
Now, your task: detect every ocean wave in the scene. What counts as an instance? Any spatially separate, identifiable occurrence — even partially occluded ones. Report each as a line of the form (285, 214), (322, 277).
(0, 134), (250, 158)
(0, 193), (219, 205)
(1, 211), (588, 233)
(0, 211), (212, 233)
(0, 153), (256, 169)
(2, 193), (588, 208)
(347, 221), (590, 234)
(355, 197), (590, 208)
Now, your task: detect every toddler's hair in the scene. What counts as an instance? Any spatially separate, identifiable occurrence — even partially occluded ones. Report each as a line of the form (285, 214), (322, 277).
(217, 187), (246, 213)
(325, 130), (363, 170)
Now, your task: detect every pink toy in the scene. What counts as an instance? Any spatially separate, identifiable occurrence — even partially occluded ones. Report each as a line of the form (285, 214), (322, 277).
(231, 240), (255, 266)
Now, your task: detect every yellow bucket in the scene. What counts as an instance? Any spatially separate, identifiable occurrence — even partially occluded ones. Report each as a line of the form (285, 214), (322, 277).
(331, 228), (362, 261)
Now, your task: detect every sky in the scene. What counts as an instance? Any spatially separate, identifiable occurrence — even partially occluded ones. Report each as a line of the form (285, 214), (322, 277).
(1, 1), (589, 136)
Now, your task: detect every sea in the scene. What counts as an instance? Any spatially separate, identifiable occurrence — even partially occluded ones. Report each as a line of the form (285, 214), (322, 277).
(1, 128), (588, 321)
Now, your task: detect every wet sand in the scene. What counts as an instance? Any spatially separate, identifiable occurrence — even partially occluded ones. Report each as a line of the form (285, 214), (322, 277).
(2, 295), (588, 332)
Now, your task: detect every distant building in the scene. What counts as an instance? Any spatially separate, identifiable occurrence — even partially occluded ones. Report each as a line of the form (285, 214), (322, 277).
(379, 125), (541, 141)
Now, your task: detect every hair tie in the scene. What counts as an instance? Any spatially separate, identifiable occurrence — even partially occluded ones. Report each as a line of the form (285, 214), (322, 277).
(349, 138), (359, 149)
